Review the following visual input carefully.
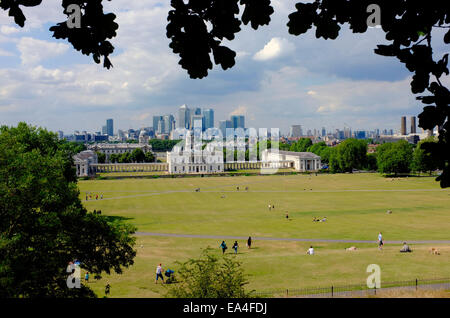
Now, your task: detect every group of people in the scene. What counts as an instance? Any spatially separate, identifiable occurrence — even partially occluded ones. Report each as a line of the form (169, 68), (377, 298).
(236, 186), (249, 191)
(220, 237), (252, 255)
(155, 263), (175, 284)
(85, 192), (103, 201)
(312, 217), (327, 222)
(268, 204), (275, 211)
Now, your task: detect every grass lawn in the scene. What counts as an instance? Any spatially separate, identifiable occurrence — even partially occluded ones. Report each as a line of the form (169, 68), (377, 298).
(77, 173), (450, 297)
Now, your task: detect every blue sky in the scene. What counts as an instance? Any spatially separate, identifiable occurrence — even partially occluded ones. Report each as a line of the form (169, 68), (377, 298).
(0, 0), (448, 135)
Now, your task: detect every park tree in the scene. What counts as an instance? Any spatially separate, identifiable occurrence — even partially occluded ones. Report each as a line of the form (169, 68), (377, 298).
(0, 123), (136, 297)
(366, 152), (378, 171)
(166, 248), (253, 298)
(2, 1), (449, 187)
(144, 151), (155, 163)
(290, 138), (313, 153)
(329, 139), (368, 173)
(131, 148), (146, 163)
(412, 137), (440, 174)
(377, 140), (414, 175)
(96, 151), (106, 164)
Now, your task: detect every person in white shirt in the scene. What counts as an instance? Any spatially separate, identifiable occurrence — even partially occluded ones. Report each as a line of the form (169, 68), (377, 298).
(155, 264), (164, 284)
(378, 232), (384, 250)
(307, 246), (314, 255)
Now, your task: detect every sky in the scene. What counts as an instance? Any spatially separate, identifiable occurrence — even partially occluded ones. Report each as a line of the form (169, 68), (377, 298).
(0, 0), (448, 135)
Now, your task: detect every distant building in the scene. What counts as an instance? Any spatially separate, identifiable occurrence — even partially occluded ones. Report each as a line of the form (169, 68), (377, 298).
(410, 116), (417, 134)
(231, 115), (245, 129)
(178, 105), (190, 129)
(261, 150), (321, 172)
(219, 120), (232, 138)
(73, 150), (98, 177)
(401, 116), (407, 135)
(88, 142), (153, 162)
(106, 119), (114, 136)
(203, 109), (214, 130)
(290, 125), (303, 138)
(167, 131), (224, 174)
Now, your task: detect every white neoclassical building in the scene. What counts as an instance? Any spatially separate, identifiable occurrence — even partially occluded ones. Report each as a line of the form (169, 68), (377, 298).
(261, 149), (321, 172)
(87, 132), (152, 163)
(73, 150), (98, 177)
(167, 132), (224, 174)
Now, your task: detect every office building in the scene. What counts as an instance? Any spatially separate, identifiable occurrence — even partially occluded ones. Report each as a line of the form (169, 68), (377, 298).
(178, 105), (190, 129)
(401, 116), (407, 135)
(106, 119), (114, 136)
(410, 116), (417, 134)
(203, 109), (214, 130)
(289, 125), (303, 138)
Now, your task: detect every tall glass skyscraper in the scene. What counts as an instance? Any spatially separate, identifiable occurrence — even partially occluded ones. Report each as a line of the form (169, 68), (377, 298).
(106, 119), (113, 136)
(203, 109), (214, 130)
(231, 115), (245, 129)
(178, 105), (190, 129)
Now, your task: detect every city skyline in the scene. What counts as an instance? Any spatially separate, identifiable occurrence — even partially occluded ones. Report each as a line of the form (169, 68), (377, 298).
(1, 2), (447, 135)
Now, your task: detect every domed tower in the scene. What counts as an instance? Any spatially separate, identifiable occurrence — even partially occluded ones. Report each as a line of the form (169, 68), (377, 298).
(139, 130), (149, 145)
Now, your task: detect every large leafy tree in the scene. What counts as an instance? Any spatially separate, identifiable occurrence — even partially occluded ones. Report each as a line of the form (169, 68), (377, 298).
(412, 137), (440, 174)
(2, 1), (448, 187)
(329, 138), (368, 172)
(166, 248), (253, 298)
(377, 140), (414, 175)
(0, 123), (136, 297)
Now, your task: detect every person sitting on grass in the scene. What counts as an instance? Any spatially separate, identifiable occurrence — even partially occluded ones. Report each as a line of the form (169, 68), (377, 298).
(165, 269), (175, 284)
(400, 242), (412, 253)
(307, 246), (314, 255)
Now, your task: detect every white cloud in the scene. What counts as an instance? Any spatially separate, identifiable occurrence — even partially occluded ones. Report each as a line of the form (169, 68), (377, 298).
(0, 25), (20, 35)
(253, 37), (295, 61)
(17, 37), (69, 65)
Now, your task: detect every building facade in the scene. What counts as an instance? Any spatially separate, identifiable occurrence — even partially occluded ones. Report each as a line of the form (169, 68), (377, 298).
(261, 150), (322, 172)
(167, 132), (224, 174)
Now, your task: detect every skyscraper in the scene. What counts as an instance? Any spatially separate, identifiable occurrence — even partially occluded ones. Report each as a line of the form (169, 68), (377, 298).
(219, 120), (232, 138)
(106, 119), (114, 136)
(190, 108), (202, 129)
(153, 116), (163, 133)
(163, 114), (175, 134)
(178, 105), (190, 129)
(410, 116), (416, 134)
(401, 116), (407, 135)
(203, 109), (214, 130)
(231, 115), (245, 129)
(289, 125), (302, 137)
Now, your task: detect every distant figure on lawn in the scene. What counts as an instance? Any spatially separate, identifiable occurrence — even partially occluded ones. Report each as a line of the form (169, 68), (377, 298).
(247, 237), (252, 249)
(346, 246), (357, 251)
(400, 242), (412, 253)
(320, 217), (327, 222)
(155, 264), (164, 284)
(85, 272), (89, 282)
(268, 204), (272, 211)
(237, 186), (240, 191)
(307, 246), (314, 255)
(220, 241), (228, 254)
(286, 212), (289, 219)
(105, 284), (111, 296)
(245, 187), (248, 191)
(232, 241), (239, 254)
(378, 232), (384, 250)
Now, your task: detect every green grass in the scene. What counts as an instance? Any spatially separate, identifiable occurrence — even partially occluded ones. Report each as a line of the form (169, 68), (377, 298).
(77, 173), (450, 297)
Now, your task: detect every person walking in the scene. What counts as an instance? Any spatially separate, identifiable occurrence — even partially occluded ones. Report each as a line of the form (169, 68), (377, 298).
(232, 241), (239, 254)
(247, 236), (252, 249)
(105, 283), (111, 296)
(378, 232), (384, 250)
(156, 264), (164, 284)
(85, 272), (89, 283)
(220, 241), (227, 254)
